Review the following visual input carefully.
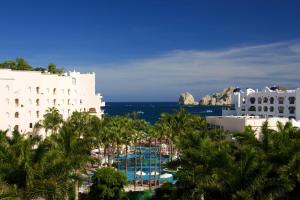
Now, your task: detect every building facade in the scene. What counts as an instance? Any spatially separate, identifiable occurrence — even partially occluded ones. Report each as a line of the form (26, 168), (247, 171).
(0, 69), (105, 135)
(206, 116), (291, 140)
(225, 87), (300, 121)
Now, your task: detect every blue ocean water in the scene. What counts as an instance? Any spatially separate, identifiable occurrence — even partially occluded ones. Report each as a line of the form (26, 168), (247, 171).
(105, 102), (222, 124)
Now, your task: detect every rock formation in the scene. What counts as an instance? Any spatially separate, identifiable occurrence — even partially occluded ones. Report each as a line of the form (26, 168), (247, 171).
(200, 87), (235, 106)
(179, 92), (198, 105)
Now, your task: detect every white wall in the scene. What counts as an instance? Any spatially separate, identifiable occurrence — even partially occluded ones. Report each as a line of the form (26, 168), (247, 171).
(0, 69), (104, 136)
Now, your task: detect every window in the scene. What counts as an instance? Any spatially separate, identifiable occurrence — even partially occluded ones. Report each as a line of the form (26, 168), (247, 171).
(53, 88), (57, 95)
(29, 123), (33, 128)
(68, 99), (71, 105)
(72, 78), (76, 85)
(249, 97), (255, 104)
(5, 85), (10, 92)
(14, 125), (19, 131)
(241, 106), (245, 111)
(36, 87), (40, 94)
(289, 106), (296, 114)
(68, 109), (70, 115)
(61, 89), (65, 94)
(248, 106), (256, 111)
(5, 112), (10, 118)
(258, 106), (262, 112)
(242, 98), (246, 104)
(68, 89), (71, 95)
(258, 97), (262, 104)
(53, 99), (57, 106)
(264, 106), (268, 112)
(46, 88), (50, 94)
(263, 97), (268, 103)
(289, 97), (296, 104)
(28, 87), (32, 93)
(6, 98), (10, 105)
(270, 106), (274, 112)
(270, 97), (274, 104)
(36, 111), (40, 118)
(278, 97), (284, 104)
(15, 112), (19, 118)
(278, 106), (284, 114)
(80, 99), (83, 104)
(36, 99), (40, 106)
(15, 99), (19, 107)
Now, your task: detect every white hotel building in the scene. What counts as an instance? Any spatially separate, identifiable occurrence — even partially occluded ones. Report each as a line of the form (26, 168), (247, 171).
(228, 86), (300, 120)
(207, 86), (300, 139)
(0, 69), (105, 135)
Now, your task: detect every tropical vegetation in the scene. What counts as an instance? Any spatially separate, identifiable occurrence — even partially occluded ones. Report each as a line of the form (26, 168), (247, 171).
(0, 107), (299, 200)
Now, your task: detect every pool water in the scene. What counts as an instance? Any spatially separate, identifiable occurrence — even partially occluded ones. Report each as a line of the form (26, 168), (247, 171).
(116, 146), (175, 183)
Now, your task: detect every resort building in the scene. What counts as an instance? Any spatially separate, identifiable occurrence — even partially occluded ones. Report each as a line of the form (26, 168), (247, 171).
(223, 86), (300, 121)
(206, 116), (292, 140)
(0, 69), (105, 135)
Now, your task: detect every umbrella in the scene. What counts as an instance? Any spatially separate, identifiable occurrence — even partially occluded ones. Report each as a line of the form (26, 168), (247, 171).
(150, 171), (160, 176)
(160, 173), (173, 179)
(136, 170), (147, 176)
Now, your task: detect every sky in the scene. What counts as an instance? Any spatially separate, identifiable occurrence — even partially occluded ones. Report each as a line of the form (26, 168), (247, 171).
(0, 0), (300, 101)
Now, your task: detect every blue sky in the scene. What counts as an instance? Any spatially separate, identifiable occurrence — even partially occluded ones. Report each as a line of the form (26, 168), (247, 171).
(1, 0), (300, 101)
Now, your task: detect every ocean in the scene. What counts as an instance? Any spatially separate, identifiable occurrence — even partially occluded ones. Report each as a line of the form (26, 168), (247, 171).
(105, 102), (222, 124)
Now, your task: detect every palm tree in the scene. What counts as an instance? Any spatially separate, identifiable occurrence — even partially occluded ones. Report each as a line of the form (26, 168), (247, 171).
(51, 120), (91, 200)
(42, 107), (63, 136)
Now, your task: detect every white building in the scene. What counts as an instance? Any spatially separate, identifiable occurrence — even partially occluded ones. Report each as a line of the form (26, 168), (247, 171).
(223, 86), (300, 121)
(0, 69), (105, 135)
(206, 116), (291, 140)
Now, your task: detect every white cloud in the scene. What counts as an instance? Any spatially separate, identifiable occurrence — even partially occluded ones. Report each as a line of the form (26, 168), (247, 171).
(84, 40), (300, 101)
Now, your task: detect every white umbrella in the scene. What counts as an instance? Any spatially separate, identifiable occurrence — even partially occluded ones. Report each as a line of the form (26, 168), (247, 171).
(136, 170), (147, 176)
(150, 171), (160, 176)
(160, 173), (173, 179)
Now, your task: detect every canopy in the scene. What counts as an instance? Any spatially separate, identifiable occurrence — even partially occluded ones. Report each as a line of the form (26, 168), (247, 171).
(136, 170), (147, 176)
(150, 171), (160, 176)
(160, 173), (173, 179)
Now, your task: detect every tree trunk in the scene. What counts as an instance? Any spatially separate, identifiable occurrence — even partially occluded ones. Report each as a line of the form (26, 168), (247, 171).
(139, 141), (143, 187)
(104, 146), (107, 166)
(117, 145), (120, 170)
(170, 140), (173, 162)
(148, 139), (152, 190)
(125, 144), (128, 178)
(159, 138), (163, 186)
(154, 138), (157, 188)
(134, 142), (137, 191)
(98, 145), (101, 167)
(74, 180), (79, 200)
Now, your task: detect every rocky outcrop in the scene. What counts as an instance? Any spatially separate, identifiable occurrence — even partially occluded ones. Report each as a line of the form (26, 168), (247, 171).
(179, 92), (198, 105)
(200, 87), (235, 106)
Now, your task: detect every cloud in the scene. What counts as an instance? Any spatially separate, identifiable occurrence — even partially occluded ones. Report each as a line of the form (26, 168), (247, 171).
(83, 40), (300, 101)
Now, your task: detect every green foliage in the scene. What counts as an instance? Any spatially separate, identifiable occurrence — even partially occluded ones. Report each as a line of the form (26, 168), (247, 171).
(42, 107), (63, 135)
(47, 63), (64, 74)
(0, 108), (299, 200)
(88, 168), (127, 200)
(0, 58), (63, 74)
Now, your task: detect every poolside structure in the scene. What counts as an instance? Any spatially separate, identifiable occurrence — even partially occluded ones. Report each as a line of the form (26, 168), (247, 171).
(0, 69), (105, 137)
(206, 116), (292, 140)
